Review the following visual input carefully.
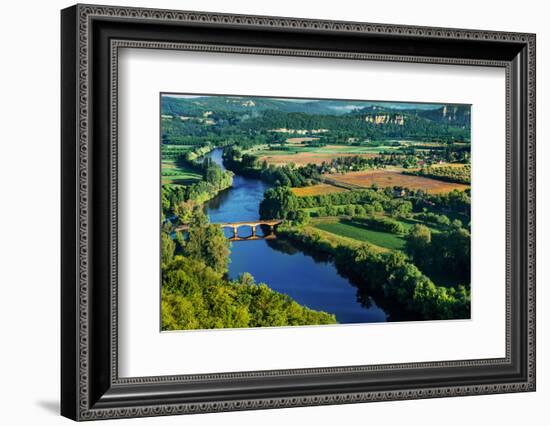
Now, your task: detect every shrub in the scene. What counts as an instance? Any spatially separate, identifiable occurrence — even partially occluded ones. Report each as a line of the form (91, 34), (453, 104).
(352, 215), (405, 234)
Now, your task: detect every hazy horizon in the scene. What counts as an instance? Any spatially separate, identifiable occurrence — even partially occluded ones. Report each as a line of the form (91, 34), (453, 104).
(161, 93), (468, 110)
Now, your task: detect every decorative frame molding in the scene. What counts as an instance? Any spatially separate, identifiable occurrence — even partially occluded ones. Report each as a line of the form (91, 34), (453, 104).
(61, 4), (535, 421)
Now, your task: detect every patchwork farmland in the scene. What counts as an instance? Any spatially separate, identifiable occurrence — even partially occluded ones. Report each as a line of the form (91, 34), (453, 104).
(326, 170), (469, 194)
(291, 184), (348, 197)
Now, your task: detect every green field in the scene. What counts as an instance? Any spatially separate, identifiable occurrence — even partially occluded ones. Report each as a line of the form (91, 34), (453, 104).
(161, 159), (202, 185)
(161, 144), (193, 160)
(314, 220), (405, 250)
(161, 142), (204, 185)
(312, 216), (440, 251)
(248, 143), (401, 157)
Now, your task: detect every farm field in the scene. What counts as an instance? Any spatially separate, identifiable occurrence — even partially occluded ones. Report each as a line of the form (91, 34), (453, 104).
(429, 162), (469, 168)
(285, 137), (320, 144)
(161, 159), (202, 185)
(291, 184), (348, 197)
(300, 225), (368, 250)
(311, 216), (441, 251)
(251, 143), (395, 155)
(314, 219), (404, 251)
(246, 142), (400, 166)
(161, 143), (204, 185)
(313, 144), (397, 154)
(258, 152), (378, 166)
(327, 170), (469, 194)
(161, 144), (194, 160)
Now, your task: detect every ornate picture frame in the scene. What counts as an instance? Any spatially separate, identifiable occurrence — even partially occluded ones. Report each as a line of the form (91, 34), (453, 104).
(61, 4), (535, 421)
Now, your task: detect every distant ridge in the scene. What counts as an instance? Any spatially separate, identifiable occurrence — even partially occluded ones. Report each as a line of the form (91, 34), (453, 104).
(161, 94), (465, 117)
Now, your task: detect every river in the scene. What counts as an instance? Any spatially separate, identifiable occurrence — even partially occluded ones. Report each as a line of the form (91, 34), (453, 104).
(204, 148), (388, 324)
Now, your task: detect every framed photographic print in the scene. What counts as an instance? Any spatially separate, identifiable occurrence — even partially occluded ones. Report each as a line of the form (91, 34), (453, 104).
(61, 4), (536, 421)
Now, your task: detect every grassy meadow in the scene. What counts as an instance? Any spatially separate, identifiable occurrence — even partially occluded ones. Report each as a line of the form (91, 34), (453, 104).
(161, 159), (202, 185)
(314, 219), (405, 250)
(310, 216), (441, 252)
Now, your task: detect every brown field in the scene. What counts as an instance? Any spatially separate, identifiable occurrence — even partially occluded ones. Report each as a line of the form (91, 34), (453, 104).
(259, 152), (378, 166)
(407, 163), (468, 173)
(327, 170), (469, 194)
(430, 163), (469, 168)
(285, 137), (319, 144)
(401, 141), (444, 147)
(291, 184), (348, 197)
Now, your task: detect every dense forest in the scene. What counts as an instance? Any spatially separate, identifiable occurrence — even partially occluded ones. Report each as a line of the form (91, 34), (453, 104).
(161, 209), (336, 330)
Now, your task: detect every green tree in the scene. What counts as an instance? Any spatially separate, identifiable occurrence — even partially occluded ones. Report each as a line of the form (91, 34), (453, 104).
(238, 272), (256, 286)
(404, 224), (432, 265)
(388, 199), (413, 218)
(371, 201), (384, 212)
(433, 227), (470, 280)
(344, 204), (356, 216)
(294, 210), (310, 225)
(184, 211), (230, 274)
(174, 201), (198, 223)
(161, 232), (175, 265)
(205, 164), (223, 187)
(259, 186), (299, 220)
(161, 290), (200, 330)
(241, 154), (258, 169)
(451, 218), (463, 229)
(355, 205), (366, 217)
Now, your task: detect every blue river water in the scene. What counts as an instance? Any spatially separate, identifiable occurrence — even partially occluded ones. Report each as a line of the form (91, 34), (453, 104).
(204, 149), (387, 324)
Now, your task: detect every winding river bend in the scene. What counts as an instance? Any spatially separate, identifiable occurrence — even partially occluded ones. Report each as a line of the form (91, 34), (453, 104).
(204, 148), (387, 324)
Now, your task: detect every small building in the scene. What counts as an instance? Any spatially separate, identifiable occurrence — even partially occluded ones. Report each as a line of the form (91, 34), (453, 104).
(393, 188), (406, 198)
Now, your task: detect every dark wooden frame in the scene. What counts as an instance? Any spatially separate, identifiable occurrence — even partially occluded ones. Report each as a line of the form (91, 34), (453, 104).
(61, 3), (536, 421)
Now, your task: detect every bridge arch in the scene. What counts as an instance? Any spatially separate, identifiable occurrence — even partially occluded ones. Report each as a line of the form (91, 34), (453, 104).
(219, 220), (282, 239)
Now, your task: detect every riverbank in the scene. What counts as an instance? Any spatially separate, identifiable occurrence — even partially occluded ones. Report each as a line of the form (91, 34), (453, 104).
(277, 225), (470, 321)
(206, 147), (469, 322)
(161, 253), (338, 331)
(161, 148), (234, 220)
(203, 148), (388, 324)
(161, 148), (346, 330)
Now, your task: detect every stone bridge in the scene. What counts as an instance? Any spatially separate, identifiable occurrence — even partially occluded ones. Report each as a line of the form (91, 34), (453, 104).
(173, 219), (282, 240)
(219, 220), (282, 238)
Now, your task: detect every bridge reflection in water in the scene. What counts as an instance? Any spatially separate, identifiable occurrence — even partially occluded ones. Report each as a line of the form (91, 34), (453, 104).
(219, 220), (282, 241)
